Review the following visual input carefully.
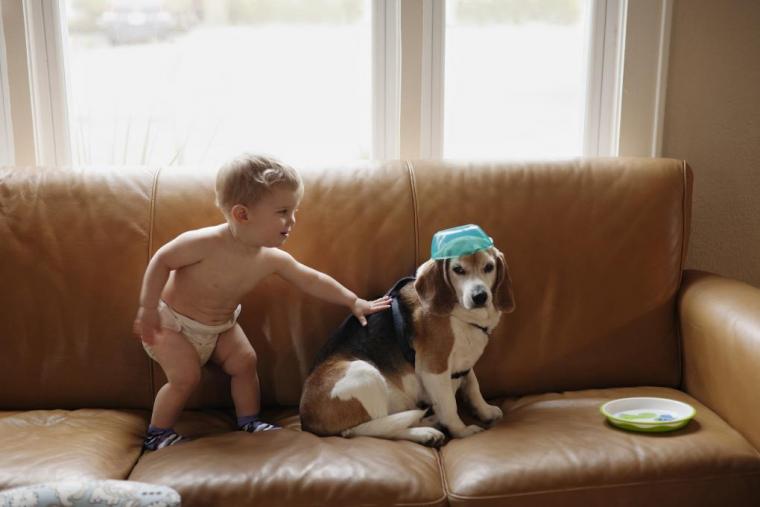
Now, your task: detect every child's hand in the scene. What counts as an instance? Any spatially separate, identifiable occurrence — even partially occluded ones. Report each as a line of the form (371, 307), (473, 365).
(133, 306), (161, 345)
(351, 296), (392, 326)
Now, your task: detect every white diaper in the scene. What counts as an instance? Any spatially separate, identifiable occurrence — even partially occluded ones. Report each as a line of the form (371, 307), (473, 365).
(143, 300), (242, 366)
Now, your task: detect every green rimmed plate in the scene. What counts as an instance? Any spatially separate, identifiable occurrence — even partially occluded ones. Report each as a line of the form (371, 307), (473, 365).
(600, 397), (696, 432)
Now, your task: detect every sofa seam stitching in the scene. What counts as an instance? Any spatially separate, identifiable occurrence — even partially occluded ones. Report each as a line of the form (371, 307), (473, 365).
(405, 160), (420, 267)
(387, 494), (449, 507)
(343, 452), (447, 506)
(146, 166), (162, 401)
(436, 449), (451, 504)
(446, 470), (760, 500)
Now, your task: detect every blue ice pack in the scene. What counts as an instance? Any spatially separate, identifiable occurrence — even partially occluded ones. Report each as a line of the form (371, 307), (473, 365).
(430, 224), (494, 260)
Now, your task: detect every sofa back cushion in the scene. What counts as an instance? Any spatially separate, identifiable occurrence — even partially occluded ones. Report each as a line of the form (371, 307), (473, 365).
(0, 158), (691, 409)
(148, 162), (417, 409)
(411, 158), (691, 398)
(0, 167), (155, 409)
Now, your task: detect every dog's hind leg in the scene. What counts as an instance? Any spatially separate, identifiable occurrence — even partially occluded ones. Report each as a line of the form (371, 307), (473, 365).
(330, 360), (390, 420)
(343, 411), (445, 446)
(341, 409), (426, 438)
(331, 361), (438, 443)
(392, 426), (446, 447)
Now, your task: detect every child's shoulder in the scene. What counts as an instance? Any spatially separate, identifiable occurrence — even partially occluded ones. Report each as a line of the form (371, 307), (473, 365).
(169, 224), (227, 249)
(256, 246), (296, 268)
(258, 246), (289, 261)
(176, 224), (226, 240)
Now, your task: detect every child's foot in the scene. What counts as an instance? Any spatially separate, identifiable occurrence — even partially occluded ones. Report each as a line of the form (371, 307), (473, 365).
(143, 427), (186, 450)
(238, 415), (280, 433)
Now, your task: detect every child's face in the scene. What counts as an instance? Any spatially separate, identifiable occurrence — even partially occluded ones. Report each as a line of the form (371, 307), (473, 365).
(235, 187), (301, 248)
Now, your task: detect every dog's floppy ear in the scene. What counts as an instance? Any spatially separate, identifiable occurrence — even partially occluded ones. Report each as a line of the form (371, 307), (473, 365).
(492, 247), (516, 313)
(415, 258), (456, 315)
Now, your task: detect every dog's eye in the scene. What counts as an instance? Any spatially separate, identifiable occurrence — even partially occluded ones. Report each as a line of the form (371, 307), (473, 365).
(452, 266), (466, 275)
(483, 263), (494, 273)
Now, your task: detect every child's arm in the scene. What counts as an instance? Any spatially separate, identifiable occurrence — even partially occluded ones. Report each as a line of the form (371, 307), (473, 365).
(270, 250), (391, 326)
(133, 231), (207, 343)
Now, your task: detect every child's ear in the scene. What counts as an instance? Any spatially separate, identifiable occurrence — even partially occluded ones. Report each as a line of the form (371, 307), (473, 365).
(231, 204), (248, 222)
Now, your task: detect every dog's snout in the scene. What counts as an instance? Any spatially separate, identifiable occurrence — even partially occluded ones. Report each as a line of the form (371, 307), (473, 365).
(471, 286), (488, 307)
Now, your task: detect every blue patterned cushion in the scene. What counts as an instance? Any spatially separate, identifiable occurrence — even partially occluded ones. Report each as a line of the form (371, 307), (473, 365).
(0, 480), (180, 507)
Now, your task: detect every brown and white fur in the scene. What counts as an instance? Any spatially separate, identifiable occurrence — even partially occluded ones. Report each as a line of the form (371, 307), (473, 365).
(299, 247), (515, 446)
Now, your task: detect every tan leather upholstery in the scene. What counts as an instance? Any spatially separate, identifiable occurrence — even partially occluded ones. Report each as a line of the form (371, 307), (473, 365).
(442, 387), (760, 506)
(411, 158), (691, 397)
(0, 167), (154, 409)
(0, 409), (146, 489)
(149, 161), (418, 408)
(129, 410), (447, 507)
(1, 158), (758, 506)
(680, 270), (760, 450)
(123, 387), (759, 507)
(0, 159), (688, 408)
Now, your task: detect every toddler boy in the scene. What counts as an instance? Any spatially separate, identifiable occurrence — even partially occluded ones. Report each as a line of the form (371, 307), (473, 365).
(133, 154), (391, 450)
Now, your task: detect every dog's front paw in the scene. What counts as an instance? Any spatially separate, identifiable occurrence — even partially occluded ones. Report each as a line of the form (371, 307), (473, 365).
(450, 424), (485, 438)
(476, 404), (503, 426)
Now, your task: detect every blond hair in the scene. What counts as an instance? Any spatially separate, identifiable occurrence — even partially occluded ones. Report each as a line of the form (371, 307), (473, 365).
(215, 154), (303, 214)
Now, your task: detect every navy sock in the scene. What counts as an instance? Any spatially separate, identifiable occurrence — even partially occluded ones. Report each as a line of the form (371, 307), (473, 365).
(237, 415), (260, 427)
(237, 414), (280, 432)
(147, 424), (172, 435)
(143, 425), (185, 450)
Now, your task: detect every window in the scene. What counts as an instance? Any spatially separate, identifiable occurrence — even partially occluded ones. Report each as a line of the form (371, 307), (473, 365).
(64, 0), (375, 166)
(443, 0), (592, 159)
(0, 0), (672, 166)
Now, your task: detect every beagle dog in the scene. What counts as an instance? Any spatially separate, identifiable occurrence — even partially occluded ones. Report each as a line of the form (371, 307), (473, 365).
(299, 247), (515, 446)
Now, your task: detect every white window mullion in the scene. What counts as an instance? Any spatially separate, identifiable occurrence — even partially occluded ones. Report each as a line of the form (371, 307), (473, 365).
(617, 0), (673, 157)
(420, 0), (444, 159)
(583, 0), (626, 157)
(372, 0), (401, 160)
(0, 2), (14, 166)
(651, 0), (673, 157)
(23, 0), (71, 166)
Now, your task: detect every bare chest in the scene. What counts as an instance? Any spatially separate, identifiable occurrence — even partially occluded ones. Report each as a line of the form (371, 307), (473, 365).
(173, 250), (268, 298)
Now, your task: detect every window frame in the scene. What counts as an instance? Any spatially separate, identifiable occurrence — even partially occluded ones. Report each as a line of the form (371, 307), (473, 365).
(618, 0), (673, 157)
(584, 0), (626, 157)
(23, 0), (71, 166)
(419, 0), (444, 159)
(10, 0), (400, 166)
(373, 0), (401, 160)
(1, 0), (672, 166)
(404, 0), (673, 159)
(0, 2), (14, 166)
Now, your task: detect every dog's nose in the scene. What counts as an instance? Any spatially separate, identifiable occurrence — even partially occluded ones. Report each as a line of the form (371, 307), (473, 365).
(471, 287), (488, 307)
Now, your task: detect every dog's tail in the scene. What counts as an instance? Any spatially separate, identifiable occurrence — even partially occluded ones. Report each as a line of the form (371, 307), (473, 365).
(341, 409), (425, 438)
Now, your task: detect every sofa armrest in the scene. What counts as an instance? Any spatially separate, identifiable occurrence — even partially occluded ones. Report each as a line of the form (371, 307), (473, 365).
(679, 269), (760, 450)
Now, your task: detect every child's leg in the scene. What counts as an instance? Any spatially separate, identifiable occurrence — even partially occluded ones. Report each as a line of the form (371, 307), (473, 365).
(212, 324), (278, 431)
(145, 328), (202, 430)
(212, 324), (260, 417)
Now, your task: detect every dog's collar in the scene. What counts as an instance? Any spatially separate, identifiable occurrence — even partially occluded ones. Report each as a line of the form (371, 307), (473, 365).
(469, 323), (490, 335)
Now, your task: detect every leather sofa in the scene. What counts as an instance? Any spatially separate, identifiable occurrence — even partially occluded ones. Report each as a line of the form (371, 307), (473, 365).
(1, 158), (759, 506)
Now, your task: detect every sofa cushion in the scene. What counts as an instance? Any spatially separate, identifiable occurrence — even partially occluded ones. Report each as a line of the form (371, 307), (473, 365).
(0, 167), (156, 410)
(410, 158), (691, 397)
(441, 387), (760, 506)
(148, 162), (419, 409)
(128, 409), (446, 507)
(0, 410), (148, 490)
